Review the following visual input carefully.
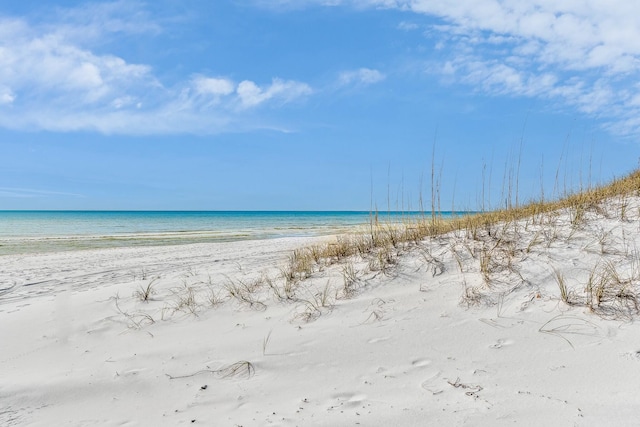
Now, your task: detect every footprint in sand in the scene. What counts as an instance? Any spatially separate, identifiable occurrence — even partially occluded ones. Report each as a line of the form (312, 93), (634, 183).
(489, 339), (514, 349)
(327, 393), (368, 410)
(345, 394), (367, 405)
(377, 358), (433, 380)
(367, 336), (391, 344)
(411, 358), (431, 368)
(420, 369), (443, 394)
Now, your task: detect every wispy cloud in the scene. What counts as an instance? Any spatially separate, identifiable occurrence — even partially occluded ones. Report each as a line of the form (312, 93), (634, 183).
(51, 0), (162, 40)
(236, 79), (313, 109)
(0, 187), (84, 198)
(338, 68), (386, 86)
(304, 0), (640, 135)
(397, 21), (419, 31)
(0, 85), (15, 104)
(0, 3), (312, 134)
(409, 0), (640, 135)
(193, 75), (236, 98)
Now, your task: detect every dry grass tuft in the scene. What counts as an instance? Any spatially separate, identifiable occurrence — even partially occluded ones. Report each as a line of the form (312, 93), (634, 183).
(133, 277), (159, 302)
(224, 277), (267, 311)
(167, 360), (255, 380)
(584, 261), (640, 320)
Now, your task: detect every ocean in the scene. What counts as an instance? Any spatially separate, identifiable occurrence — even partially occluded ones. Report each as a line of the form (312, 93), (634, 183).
(0, 211), (454, 255)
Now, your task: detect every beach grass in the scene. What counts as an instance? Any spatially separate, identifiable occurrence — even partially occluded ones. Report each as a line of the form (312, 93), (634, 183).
(108, 167), (640, 327)
(275, 167), (640, 317)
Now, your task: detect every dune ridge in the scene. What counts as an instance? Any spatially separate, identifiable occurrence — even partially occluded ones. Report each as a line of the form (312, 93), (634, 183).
(3, 173), (640, 425)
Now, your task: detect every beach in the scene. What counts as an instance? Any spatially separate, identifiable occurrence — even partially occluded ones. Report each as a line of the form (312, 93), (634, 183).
(2, 197), (640, 426)
(5, 1), (640, 425)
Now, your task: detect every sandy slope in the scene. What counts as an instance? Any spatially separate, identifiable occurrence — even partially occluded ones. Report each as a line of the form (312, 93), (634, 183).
(2, 198), (640, 426)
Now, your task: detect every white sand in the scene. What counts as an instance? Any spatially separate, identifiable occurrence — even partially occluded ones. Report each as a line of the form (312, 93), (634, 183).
(3, 198), (640, 426)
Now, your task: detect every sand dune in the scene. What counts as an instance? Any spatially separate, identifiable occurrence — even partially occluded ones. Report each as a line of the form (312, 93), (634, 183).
(3, 196), (640, 426)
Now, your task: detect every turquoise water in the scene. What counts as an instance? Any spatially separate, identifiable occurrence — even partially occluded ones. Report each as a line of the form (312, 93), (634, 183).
(0, 211), (457, 255)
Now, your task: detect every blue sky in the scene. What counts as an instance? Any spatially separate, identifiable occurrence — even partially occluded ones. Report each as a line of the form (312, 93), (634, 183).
(1, 0), (639, 210)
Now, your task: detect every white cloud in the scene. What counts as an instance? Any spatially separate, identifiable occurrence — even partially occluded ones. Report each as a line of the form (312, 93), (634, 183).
(397, 21), (418, 31)
(313, 0), (640, 135)
(0, 19), (155, 107)
(51, 0), (162, 43)
(236, 81), (264, 108)
(0, 86), (15, 104)
(453, 59), (557, 98)
(111, 96), (136, 109)
(0, 6), (312, 134)
(339, 68), (386, 86)
(236, 79), (312, 109)
(193, 76), (235, 97)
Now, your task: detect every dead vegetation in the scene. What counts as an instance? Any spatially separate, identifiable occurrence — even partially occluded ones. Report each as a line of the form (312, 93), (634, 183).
(113, 169), (640, 328)
(275, 168), (640, 319)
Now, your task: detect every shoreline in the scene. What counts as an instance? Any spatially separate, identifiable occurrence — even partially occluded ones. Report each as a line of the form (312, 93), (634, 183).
(0, 230), (340, 256)
(0, 211), (369, 256)
(0, 210), (470, 256)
